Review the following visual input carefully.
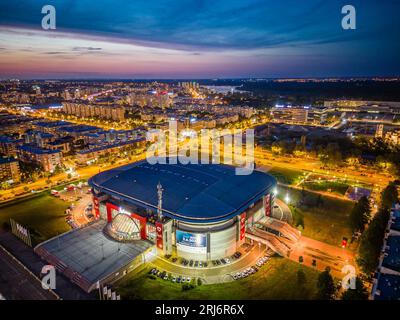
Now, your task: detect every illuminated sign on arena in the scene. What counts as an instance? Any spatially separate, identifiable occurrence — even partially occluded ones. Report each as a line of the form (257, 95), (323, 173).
(176, 230), (207, 254)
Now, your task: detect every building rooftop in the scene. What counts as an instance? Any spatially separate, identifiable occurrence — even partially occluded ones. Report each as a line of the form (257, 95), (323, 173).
(59, 125), (101, 133)
(391, 208), (400, 232)
(78, 138), (145, 154)
(374, 274), (400, 300)
(89, 161), (276, 223)
(17, 145), (61, 155)
(383, 236), (400, 273)
(34, 220), (153, 293)
(34, 120), (72, 128)
(0, 157), (17, 164)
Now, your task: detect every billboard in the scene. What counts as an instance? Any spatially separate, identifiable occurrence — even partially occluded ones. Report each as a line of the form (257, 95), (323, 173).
(176, 230), (207, 254)
(264, 194), (271, 216)
(240, 212), (246, 240)
(156, 222), (163, 250)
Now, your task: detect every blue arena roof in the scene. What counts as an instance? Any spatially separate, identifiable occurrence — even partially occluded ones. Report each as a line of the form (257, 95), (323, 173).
(89, 161), (276, 223)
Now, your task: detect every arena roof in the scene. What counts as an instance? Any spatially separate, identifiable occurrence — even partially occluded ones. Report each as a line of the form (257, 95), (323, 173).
(89, 161), (276, 223)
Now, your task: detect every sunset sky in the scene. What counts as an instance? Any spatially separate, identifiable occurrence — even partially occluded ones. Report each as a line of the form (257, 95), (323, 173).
(0, 0), (399, 79)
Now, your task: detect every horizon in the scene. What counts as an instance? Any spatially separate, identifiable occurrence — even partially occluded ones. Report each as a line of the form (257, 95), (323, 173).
(1, 1), (400, 79)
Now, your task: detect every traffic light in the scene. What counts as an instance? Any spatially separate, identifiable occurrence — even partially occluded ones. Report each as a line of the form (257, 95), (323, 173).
(342, 237), (348, 248)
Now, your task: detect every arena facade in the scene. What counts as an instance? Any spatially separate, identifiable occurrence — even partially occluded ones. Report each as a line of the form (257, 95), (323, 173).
(89, 161), (277, 261)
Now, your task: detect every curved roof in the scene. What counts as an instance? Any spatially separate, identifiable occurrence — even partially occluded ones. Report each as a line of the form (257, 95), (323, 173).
(89, 161), (276, 223)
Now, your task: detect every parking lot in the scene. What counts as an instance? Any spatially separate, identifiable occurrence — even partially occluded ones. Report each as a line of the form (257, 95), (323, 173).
(146, 242), (274, 285)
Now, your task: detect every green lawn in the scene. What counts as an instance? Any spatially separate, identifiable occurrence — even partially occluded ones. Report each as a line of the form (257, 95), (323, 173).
(0, 192), (70, 245)
(267, 167), (304, 185)
(116, 257), (320, 300)
(302, 180), (350, 196)
(279, 186), (355, 249)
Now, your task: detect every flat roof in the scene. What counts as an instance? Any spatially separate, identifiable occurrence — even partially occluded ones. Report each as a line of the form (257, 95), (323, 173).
(0, 157), (17, 164)
(89, 161), (276, 223)
(35, 221), (153, 292)
(383, 236), (400, 273)
(374, 274), (400, 300)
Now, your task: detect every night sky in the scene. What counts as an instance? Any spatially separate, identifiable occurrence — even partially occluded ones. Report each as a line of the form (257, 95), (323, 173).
(0, 0), (399, 79)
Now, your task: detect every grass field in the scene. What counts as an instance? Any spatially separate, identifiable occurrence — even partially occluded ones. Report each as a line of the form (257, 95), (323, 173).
(302, 180), (350, 196)
(0, 192), (70, 244)
(267, 167), (304, 185)
(279, 186), (355, 249)
(116, 257), (321, 300)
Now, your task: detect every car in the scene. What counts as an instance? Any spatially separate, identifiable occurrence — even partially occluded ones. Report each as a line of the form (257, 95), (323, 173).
(203, 262), (208, 268)
(187, 277), (191, 283)
(177, 276), (182, 283)
(221, 259), (226, 264)
(233, 275), (237, 280)
(149, 268), (156, 274)
(182, 276), (186, 282)
(225, 258), (231, 264)
(216, 260), (221, 265)
(172, 257), (177, 263)
(189, 260), (194, 267)
(199, 261), (203, 267)
(172, 276), (176, 282)
(212, 260), (217, 266)
(163, 274), (168, 280)
(194, 261), (199, 267)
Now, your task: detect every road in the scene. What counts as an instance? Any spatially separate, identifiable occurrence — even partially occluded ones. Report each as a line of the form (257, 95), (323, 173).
(70, 192), (92, 226)
(254, 148), (391, 188)
(288, 236), (355, 279)
(0, 245), (58, 300)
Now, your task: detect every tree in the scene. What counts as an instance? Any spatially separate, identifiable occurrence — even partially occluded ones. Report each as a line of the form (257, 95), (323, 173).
(381, 183), (399, 209)
(357, 207), (390, 274)
(317, 267), (336, 300)
(319, 143), (342, 167)
(341, 277), (369, 300)
(349, 196), (371, 233)
(297, 269), (306, 286)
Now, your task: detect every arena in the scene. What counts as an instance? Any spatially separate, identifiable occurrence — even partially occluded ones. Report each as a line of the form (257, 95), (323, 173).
(89, 161), (277, 261)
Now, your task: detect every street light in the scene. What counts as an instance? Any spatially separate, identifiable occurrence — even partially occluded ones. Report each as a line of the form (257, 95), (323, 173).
(285, 194), (290, 204)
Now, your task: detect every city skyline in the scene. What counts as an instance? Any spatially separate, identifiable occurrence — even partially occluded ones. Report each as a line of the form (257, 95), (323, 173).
(1, 0), (400, 79)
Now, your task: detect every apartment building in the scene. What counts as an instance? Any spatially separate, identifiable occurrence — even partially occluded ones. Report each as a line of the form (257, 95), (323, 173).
(0, 157), (20, 182)
(17, 145), (62, 172)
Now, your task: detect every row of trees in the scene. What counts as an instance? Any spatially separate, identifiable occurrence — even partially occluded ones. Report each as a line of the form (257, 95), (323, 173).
(356, 183), (398, 275)
(302, 266), (369, 300)
(268, 135), (400, 178)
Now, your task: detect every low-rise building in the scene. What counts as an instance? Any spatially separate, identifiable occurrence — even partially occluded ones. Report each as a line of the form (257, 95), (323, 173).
(372, 205), (400, 300)
(17, 145), (62, 172)
(0, 157), (20, 182)
(76, 138), (146, 164)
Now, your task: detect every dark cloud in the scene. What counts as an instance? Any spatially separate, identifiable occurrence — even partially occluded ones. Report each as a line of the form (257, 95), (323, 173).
(72, 46), (102, 51)
(0, 0), (398, 52)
